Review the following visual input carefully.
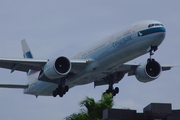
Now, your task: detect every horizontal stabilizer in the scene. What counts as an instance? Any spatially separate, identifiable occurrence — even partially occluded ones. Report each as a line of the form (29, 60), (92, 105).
(0, 84), (28, 89)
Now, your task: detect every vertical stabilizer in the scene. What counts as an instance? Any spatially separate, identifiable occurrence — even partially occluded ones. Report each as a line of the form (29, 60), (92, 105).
(21, 39), (36, 76)
(21, 39), (33, 58)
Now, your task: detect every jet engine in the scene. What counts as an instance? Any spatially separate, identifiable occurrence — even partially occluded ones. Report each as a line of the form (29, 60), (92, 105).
(38, 56), (71, 80)
(135, 59), (161, 82)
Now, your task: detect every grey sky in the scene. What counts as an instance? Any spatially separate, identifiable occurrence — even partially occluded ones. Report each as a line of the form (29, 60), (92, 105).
(1, 1), (180, 120)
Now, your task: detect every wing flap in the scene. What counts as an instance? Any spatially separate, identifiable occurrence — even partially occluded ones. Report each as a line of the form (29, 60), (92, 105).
(0, 84), (28, 89)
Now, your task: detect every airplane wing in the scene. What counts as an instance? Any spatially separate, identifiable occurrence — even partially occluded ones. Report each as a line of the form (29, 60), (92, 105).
(0, 58), (89, 73)
(0, 58), (48, 73)
(94, 62), (176, 87)
(122, 62), (174, 76)
(0, 57), (89, 88)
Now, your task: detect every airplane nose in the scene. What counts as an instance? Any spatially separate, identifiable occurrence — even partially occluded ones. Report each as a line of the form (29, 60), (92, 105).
(158, 27), (166, 38)
(151, 26), (166, 38)
(150, 27), (166, 46)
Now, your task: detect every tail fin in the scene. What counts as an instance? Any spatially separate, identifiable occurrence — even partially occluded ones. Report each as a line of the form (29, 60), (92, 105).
(21, 39), (36, 76)
(21, 39), (33, 58)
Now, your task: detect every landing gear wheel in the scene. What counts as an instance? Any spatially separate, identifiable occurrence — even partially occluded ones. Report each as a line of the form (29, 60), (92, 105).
(104, 87), (119, 97)
(112, 91), (116, 96)
(106, 89), (111, 94)
(53, 90), (57, 97)
(115, 87), (119, 94)
(65, 85), (69, 92)
(59, 92), (63, 97)
(147, 58), (155, 62)
(52, 85), (69, 98)
(53, 88), (59, 97)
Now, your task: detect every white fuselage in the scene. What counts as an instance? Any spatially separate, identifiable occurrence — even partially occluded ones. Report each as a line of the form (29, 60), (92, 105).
(24, 20), (166, 96)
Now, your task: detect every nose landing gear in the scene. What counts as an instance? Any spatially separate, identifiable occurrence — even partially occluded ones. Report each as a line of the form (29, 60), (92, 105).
(148, 46), (158, 60)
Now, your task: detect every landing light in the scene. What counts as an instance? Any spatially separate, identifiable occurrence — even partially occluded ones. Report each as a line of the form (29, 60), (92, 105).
(86, 59), (91, 64)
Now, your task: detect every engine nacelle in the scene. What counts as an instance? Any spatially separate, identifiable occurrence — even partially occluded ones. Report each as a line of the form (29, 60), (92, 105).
(135, 59), (161, 82)
(39, 56), (71, 80)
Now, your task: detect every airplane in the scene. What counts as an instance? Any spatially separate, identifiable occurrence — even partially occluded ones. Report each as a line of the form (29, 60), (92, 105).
(0, 20), (175, 98)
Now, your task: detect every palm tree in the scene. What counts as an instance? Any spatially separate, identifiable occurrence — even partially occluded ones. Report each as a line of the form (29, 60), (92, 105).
(66, 93), (114, 120)
(66, 113), (91, 120)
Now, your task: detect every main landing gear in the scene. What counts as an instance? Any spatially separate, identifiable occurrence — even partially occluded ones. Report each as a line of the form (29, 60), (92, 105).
(53, 85), (69, 97)
(53, 78), (69, 97)
(103, 75), (119, 97)
(104, 85), (119, 97)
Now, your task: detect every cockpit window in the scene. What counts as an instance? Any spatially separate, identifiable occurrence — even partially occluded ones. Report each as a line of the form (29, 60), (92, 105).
(148, 23), (163, 28)
(148, 24), (154, 28)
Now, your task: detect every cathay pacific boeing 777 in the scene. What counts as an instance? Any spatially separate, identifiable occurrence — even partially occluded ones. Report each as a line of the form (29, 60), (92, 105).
(0, 20), (175, 97)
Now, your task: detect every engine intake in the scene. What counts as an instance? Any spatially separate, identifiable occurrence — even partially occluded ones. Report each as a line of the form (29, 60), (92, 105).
(145, 59), (161, 78)
(39, 56), (71, 80)
(135, 59), (161, 82)
(55, 57), (71, 74)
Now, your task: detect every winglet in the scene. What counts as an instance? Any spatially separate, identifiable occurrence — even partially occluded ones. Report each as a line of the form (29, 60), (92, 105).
(21, 39), (33, 58)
